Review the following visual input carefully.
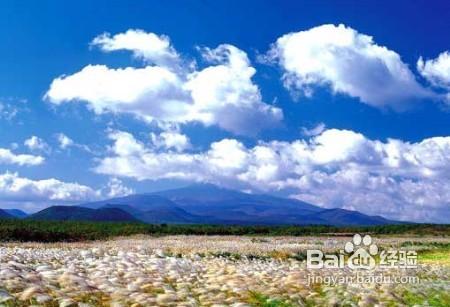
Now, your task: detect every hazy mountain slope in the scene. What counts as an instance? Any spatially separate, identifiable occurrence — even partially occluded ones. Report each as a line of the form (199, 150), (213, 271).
(83, 196), (206, 224)
(29, 206), (139, 222)
(309, 208), (393, 226)
(100, 203), (203, 224)
(0, 209), (15, 219)
(77, 184), (399, 226)
(4, 209), (28, 218)
(151, 184), (323, 223)
(153, 184), (321, 213)
(83, 195), (178, 211)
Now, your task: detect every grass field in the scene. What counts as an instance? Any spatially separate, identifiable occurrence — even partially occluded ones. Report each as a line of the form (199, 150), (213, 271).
(0, 232), (449, 306)
(0, 221), (448, 306)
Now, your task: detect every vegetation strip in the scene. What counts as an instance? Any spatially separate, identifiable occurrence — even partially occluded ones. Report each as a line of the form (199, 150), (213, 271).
(0, 220), (449, 242)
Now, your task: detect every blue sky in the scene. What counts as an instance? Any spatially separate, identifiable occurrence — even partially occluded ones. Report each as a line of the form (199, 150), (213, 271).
(0, 0), (449, 223)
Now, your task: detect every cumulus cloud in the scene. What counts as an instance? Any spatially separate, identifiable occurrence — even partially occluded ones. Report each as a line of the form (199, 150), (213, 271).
(46, 65), (188, 122)
(0, 172), (99, 211)
(0, 148), (44, 166)
(150, 130), (191, 152)
(268, 24), (433, 108)
(0, 172), (136, 211)
(24, 136), (51, 153)
(184, 45), (283, 135)
(103, 178), (134, 198)
(91, 29), (180, 68)
(417, 51), (450, 89)
(95, 129), (450, 223)
(56, 133), (74, 149)
(46, 31), (282, 135)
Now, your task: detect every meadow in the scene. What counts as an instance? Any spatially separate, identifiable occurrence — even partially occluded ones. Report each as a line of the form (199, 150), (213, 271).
(0, 221), (449, 306)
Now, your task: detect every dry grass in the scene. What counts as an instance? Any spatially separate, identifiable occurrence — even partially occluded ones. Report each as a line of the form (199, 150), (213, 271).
(0, 235), (448, 306)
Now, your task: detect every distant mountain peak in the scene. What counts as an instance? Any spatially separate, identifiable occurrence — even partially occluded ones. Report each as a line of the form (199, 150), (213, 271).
(76, 184), (400, 226)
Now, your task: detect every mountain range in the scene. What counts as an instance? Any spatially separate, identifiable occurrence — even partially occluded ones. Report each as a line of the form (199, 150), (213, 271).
(2, 184), (398, 226)
(79, 184), (395, 226)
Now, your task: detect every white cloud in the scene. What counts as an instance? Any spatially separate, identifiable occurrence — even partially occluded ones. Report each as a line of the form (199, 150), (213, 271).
(46, 31), (282, 135)
(150, 130), (191, 152)
(268, 24), (432, 108)
(46, 65), (188, 121)
(104, 178), (134, 198)
(55, 133), (93, 154)
(0, 172), (136, 211)
(91, 29), (180, 68)
(95, 129), (450, 223)
(301, 122), (326, 136)
(24, 136), (51, 153)
(184, 45), (283, 135)
(0, 148), (44, 166)
(0, 172), (99, 211)
(417, 51), (450, 89)
(55, 133), (74, 149)
(96, 131), (200, 180)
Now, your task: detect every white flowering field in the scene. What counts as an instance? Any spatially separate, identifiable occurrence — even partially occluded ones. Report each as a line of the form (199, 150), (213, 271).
(0, 236), (449, 306)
